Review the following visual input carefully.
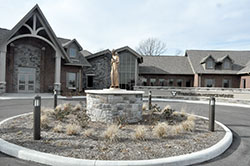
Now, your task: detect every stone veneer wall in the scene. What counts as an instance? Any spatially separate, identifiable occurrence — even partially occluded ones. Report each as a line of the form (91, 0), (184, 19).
(86, 93), (143, 123)
(86, 53), (111, 89)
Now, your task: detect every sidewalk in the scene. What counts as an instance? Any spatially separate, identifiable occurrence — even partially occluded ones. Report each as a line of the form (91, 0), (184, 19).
(0, 93), (86, 100)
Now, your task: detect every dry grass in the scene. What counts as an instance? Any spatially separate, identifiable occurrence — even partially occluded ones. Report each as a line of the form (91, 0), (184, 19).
(41, 107), (54, 117)
(134, 126), (146, 140)
(103, 124), (119, 142)
(170, 124), (184, 135)
(142, 104), (147, 111)
(84, 129), (95, 137)
(53, 124), (63, 133)
(187, 114), (196, 121)
(66, 124), (81, 135)
(153, 122), (168, 138)
(73, 103), (82, 111)
(182, 120), (195, 132)
(41, 114), (49, 129)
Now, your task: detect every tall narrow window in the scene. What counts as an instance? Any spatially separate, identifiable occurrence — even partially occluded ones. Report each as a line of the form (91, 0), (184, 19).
(223, 79), (231, 88)
(159, 79), (165, 86)
(223, 61), (231, 69)
(87, 75), (94, 88)
(243, 79), (246, 88)
(168, 79), (174, 86)
(206, 59), (214, 69)
(67, 72), (77, 88)
(69, 48), (77, 58)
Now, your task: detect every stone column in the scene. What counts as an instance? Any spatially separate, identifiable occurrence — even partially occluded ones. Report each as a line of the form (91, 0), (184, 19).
(0, 45), (7, 93)
(54, 52), (61, 92)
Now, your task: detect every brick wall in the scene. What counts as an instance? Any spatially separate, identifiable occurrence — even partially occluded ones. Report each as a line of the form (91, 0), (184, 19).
(200, 74), (240, 88)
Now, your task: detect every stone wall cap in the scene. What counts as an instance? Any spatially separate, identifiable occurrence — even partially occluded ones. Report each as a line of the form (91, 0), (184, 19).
(85, 88), (144, 95)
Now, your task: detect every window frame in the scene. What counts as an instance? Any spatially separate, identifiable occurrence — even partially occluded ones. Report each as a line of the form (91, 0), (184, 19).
(223, 60), (231, 70)
(66, 72), (77, 89)
(206, 59), (214, 69)
(69, 48), (77, 58)
(205, 79), (215, 87)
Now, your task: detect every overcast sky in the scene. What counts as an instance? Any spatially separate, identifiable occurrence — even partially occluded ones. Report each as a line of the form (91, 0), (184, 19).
(1, 0), (250, 55)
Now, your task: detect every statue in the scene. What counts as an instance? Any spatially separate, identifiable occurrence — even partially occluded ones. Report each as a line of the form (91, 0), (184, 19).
(110, 49), (120, 88)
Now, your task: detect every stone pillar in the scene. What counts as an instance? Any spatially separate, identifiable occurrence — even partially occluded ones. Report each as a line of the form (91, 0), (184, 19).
(0, 46), (7, 94)
(54, 52), (61, 92)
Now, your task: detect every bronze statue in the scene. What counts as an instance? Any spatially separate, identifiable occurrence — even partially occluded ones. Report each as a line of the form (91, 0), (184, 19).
(110, 49), (119, 88)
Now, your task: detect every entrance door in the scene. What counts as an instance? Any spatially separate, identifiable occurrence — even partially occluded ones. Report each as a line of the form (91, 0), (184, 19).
(18, 68), (36, 93)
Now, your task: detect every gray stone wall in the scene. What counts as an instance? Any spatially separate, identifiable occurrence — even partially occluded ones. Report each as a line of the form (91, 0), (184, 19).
(87, 93), (143, 123)
(86, 53), (111, 89)
(13, 44), (41, 92)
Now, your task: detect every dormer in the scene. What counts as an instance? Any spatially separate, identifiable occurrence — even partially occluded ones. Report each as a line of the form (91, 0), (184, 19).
(216, 55), (233, 70)
(200, 55), (215, 69)
(62, 39), (82, 60)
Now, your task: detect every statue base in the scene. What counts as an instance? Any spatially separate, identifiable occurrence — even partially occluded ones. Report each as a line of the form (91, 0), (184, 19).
(85, 89), (144, 124)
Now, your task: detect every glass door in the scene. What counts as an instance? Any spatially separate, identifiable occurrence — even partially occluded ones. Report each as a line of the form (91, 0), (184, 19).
(18, 68), (36, 93)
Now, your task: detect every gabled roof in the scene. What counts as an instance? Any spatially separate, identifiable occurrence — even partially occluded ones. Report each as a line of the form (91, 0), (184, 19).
(116, 46), (143, 63)
(186, 50), (250, 74)
(0, 4), (70, 62)
(85, 49), (111, 60)
(200, 54), (215, 64)
(216, 54), (234, 63)
(62, 38), (83, 51)
(139, 56), (194, 75)
(0, 28), (10, 45)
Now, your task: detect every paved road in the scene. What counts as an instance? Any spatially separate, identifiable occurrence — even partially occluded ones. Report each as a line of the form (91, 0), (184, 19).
(0, 99), (249, 166)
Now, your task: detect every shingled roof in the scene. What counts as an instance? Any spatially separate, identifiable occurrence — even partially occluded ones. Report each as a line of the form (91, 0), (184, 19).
(139, 56), (194, 75)
(186, 50), (250, 74)
(0, 28), (10, 45)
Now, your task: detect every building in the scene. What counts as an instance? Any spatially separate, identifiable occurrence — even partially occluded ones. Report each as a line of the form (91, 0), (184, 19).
(1, 5), (250, 94)
(139, 50), (250, 88)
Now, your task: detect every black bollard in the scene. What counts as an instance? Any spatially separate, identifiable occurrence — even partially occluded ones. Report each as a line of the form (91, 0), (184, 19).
(33, 95), (41, 140)
(209, 97), (215, 132)
(148, 91), (152, 110)
(54, 89), (57, 109)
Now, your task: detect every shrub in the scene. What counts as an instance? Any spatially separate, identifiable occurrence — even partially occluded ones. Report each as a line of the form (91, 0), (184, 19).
(153, 122), (168, 138)
(84, 129), (94, 137)
(161, 105), (175, 118)
(41, 114), (49, 129)
(53, 124), (63, 133)
(77, 110), (90, 128)
(73, 103), (82, 112)
(103, 124), (119, 142)
(54, 104), (72, 120)
(134, 126), (146, 140)
(142, 104), (147, 111)
(182, 120), (195, 132)
(66, 124), (81, 135)
(187, 114), (196, 121)
(170, 124), (184, 135)
(41, 107), (54, 117)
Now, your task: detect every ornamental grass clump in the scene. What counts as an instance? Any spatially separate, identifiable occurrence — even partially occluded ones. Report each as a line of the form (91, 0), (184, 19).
(134, 126), (146, 140)
(53, 124), (63, 133)
(170, 124), (184, 135)
(153, 122), (168, 138)
(182, 118), (196, 132)
(66, 124), (81, 135)
(41, 114), (50, 129)
(84, 129), (95, 137)
(103, 124), (119, 142)
(54, 103), (72, 120)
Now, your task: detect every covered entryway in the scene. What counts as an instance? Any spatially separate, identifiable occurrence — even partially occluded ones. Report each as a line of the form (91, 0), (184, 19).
(18, 67), (35, 93)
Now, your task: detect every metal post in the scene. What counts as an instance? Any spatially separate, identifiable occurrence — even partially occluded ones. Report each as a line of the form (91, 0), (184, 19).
(148, 91), (152, 110)
(54, 89), (57, 109)
(33, 95), (41, 140)
(209, 97), (215, 132)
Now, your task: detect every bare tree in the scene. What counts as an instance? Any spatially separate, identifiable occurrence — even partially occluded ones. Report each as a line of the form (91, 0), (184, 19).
(136, 38), (167, 56)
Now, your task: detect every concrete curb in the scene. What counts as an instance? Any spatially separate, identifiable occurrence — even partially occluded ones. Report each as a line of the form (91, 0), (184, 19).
(0, 96), (86, 100)
(0, 111), (232, 166)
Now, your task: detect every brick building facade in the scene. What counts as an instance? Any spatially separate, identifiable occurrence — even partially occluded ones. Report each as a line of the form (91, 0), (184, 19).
(1, 5), (250, 95)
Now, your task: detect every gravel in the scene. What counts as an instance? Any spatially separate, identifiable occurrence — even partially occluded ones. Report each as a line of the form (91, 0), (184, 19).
(0, 109), (225, 160)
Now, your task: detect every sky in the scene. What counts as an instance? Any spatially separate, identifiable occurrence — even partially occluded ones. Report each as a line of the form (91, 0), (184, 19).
(1, 0), (250, 55)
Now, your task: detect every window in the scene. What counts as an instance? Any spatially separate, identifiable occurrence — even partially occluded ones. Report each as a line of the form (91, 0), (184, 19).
(141, 78), (147, 86)
(87, 75), (94, 88)
(223, 79), (231, 88)
(69, 48), (77, 58)
(168, 79), (174, 86)
(205, 79), (214, 87)
(186, 80), (191, 87)
(206, 59), (214, 69)
(223, 60), (231, 69)
(243, 79), (246, 88)
(150, 78), (156, 86)
(177, 79), (183, 87)
(159, 79), (165, 86)
(67, 72), (77, 88)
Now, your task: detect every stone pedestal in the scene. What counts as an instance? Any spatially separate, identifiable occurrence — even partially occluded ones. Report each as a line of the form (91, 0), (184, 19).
(85, 89), (144, 123)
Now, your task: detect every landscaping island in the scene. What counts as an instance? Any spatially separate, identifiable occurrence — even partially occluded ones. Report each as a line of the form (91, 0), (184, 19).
(0, 103), (226, 160)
